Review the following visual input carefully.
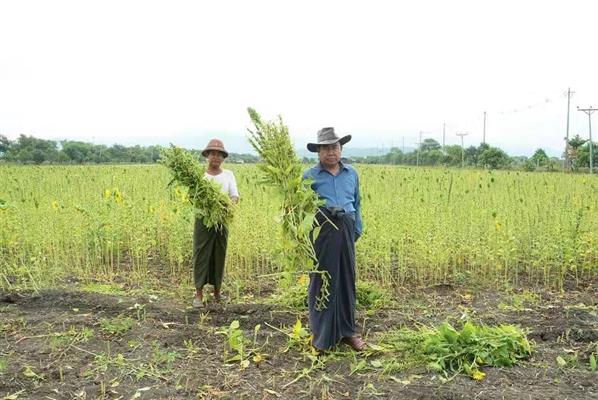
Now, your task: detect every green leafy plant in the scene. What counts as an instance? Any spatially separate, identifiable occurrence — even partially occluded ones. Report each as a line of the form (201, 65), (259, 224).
(276, 278), (390, 311)
(265, 319), (314, 356)
(498, 291), (539, 311)
(380, 321), (532, 379)
(271, 275), (309, 310)
(49, 326), (94, 352)
(100, 315), (135, 336)
(160, 145), (233, 231)
(422, 322), (531, 378)
(217, 320), (265, 369)
(556, 353), (579, 369)
(356, 280), (389, 310)
(247, 108), (330, 310)
(285, 319), (312, 353)
(150, 340), (179, 370)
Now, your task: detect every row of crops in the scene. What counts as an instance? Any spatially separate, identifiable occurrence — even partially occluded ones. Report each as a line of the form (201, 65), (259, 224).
(1, 164), (596, 291)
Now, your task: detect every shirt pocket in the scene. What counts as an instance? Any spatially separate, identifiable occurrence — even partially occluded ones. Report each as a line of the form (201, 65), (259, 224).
(341, 176), (356, 202)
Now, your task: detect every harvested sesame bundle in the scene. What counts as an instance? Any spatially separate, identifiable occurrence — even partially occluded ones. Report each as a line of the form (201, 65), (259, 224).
(159, 145), (233, 231)
(247, 108), (330, 310)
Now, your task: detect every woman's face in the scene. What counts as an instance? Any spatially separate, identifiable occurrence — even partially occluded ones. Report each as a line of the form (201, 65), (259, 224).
(207, 150), (225, 169)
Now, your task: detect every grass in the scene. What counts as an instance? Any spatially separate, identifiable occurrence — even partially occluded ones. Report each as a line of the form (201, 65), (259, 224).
(81, 282), (127, 296)
(100, 315), (136, 336)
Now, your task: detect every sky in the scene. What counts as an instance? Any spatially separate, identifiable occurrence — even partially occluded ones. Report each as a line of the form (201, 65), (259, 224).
(1, 0), (597, 157)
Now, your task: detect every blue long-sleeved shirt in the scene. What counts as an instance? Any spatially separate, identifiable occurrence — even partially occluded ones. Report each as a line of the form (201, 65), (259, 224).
(303, 162), (363, 239)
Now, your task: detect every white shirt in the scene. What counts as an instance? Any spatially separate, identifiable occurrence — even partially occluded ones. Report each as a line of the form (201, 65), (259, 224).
(204, 169), (239, 199)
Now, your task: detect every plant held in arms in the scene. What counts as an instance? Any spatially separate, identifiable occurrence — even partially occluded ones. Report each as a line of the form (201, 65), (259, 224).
(247, 108), (331, 310)
(159, 145), (233, 231)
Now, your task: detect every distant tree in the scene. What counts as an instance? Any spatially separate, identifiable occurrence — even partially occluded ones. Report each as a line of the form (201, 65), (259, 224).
(384, 147), (404, 164)
(6, 135), (59, 164)
(0, 135), (11, 158)
(478, 142), (490, 152)
(567, 135), (588, 170)
(420, 138), (441, 152)
(105, 144), (129, 163)
(422, 149), (444, 165)
(523, 159), (536, 172)
(62, 141), (93, 163)
(478, 147), (511, 169)
(575, 141), (597, 169)
(464, 146), (479, 166)
(443, 145), (463, 166)
(531, 148), (549, 167)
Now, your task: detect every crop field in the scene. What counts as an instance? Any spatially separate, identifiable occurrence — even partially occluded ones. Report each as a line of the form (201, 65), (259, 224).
(1, 164), (597, 399)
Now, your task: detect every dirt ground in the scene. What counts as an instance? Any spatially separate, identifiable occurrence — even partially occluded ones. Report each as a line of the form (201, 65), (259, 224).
(1, 282), (597, 400)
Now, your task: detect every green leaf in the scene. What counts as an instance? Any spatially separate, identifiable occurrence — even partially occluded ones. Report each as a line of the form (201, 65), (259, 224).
(22, 366), (40, 379)
(556, 356), (567, 368)
(312, 226), (322, 241)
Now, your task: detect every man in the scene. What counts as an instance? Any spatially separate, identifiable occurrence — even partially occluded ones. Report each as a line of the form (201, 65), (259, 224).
(303, 127), (366, 352)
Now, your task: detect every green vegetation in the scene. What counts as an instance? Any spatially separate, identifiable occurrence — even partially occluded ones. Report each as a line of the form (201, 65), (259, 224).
(377, 322), (532, 379)
(247, 108), (329, 309)
(100, 316), (136, 336)
(2, 133), (596, 172)
(1, 164), (596, 292)
(160, 145), (234, 230)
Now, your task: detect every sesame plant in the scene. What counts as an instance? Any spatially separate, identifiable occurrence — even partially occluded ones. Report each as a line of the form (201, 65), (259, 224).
(159, 145), (233, 231)
(247, 108), (331, 310)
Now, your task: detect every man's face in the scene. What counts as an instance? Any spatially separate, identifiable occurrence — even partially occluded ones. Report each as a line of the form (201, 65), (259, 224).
(207, 150), (224, 168)
(318, 143), (342, 167)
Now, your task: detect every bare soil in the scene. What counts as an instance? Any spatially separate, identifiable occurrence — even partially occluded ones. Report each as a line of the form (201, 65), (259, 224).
(1, 283), (597, 399)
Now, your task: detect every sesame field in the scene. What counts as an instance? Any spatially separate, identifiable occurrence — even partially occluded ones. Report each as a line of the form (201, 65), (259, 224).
(0, 164), (597, 399)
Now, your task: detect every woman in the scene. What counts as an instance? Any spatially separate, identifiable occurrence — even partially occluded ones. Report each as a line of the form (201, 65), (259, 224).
(192, 138), (239, 308)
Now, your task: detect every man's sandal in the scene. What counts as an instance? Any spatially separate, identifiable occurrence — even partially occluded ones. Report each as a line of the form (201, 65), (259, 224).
(342, 336), (368, 352)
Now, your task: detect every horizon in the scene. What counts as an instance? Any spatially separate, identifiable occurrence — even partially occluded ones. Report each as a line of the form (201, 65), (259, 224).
(1, 131), (570, 159)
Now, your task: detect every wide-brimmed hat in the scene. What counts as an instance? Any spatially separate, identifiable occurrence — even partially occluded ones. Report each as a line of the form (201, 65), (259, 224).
(201, 138), (229, 158)
(307, 127), (351, 153)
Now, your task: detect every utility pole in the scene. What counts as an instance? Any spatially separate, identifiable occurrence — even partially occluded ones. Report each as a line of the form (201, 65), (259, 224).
(416, 131), (425, 166)
(577, 106), (595, 174)
(442, 123), (446, 152)
(483, 111), (487, 144)
(402, 136), (405, 154)
(565, 88), (575, 169)
(456, 132), (469, 168)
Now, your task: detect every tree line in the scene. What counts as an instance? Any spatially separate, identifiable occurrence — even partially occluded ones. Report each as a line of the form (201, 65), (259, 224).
(0, 135), (259, 165)
(348, 136), (596, 172)
(0, 134), (595, 171)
